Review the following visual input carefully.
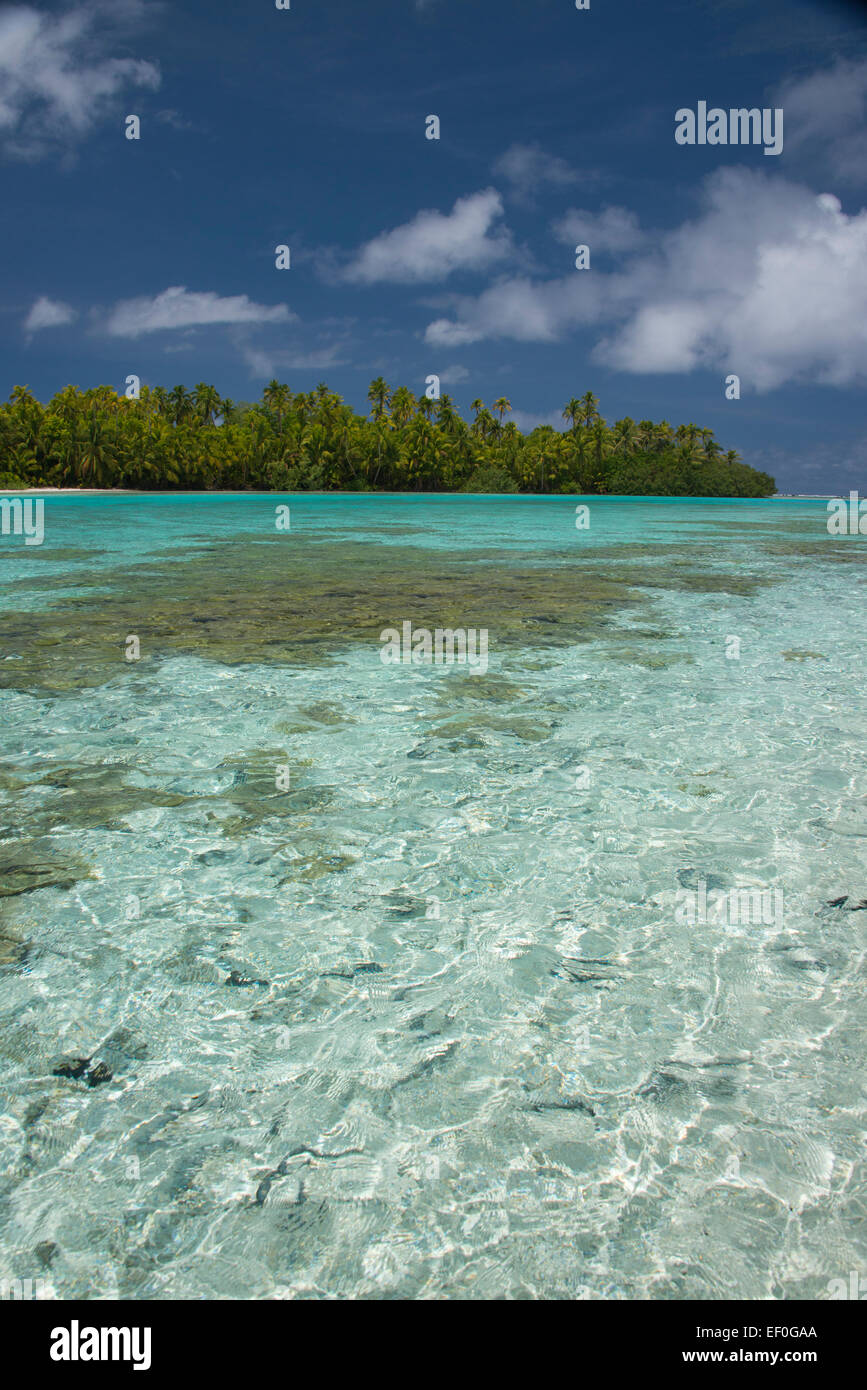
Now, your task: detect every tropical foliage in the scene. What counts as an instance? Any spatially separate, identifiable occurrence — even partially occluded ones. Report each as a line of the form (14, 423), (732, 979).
(0, 381), (775, 496)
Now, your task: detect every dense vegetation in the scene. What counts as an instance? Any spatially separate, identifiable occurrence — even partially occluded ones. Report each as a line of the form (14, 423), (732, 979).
(0, 380), (775, 495)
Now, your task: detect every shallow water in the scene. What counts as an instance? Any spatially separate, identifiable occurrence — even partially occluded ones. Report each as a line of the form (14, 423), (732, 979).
(0, 494), (864, 1299)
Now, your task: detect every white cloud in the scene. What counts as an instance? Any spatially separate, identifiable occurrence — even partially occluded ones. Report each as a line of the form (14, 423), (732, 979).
(100, 286), (293, 337)
(438, 364), (470, 385)
(425, 271), (609, 348)
(426, 169), (867, 391)
(597, 173), (867, 388)
(779, 58), (867, 185)
(341, 190), (512, 285)
(241, 342), (346, 378)
(0, 2), (160, 160)
(492, 143), (578, 201)
(23, 295), (76, 331)
(552, 205), (645, 254)
(425, 319), (483, 348)
(598, 303), (710, 373)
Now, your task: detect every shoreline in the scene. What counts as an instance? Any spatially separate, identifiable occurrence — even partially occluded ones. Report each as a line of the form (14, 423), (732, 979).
(0, 488), (833, 499)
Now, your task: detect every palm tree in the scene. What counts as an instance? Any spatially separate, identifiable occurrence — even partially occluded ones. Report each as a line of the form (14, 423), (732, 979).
(654, 420), (674, 451)
(611, 417), (638, 453)
(562, 398), (582, 431)
(72, 413), (117, 486)
(168, 384), (193, 426)
(193, 383), (221, 426)
(367, 377), (391, 422)
(0, 375), (773, 497)
(390, 386), (415, 429)
(335, 418), (364, 487)
(262, 379), (291, 430)
(367, 380), (392, 482)
(636, 419), (656, 451)
(150, 387), (170, 421)
(701, 429), (722, 461)
(301, 424), (334, 486)
(579, 391), (600, 429)
(10, 385), (37, 409)
(435, 394), (460, 435)
(589, 419), (610, 471)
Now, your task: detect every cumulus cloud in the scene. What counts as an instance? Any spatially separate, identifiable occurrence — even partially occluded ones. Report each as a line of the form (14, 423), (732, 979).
(23, 295), (76, 331)
(425, 271), (609, 348)
(100, 286), (293, 337)
(779, 57), (867, 185)
(492, 142), (578, 201)
(552, 205), (645, 254)
(0, 2), (160, 160)
(596, 174), (867, 388)
(341, 190), (513, 285)
(426, 169), (867, 391)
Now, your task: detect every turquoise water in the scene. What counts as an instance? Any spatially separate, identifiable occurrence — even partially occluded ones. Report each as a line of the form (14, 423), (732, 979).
(0, 494), (864, 1299)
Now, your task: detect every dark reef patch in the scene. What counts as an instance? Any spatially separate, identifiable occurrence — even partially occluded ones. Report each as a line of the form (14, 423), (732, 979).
(0, 838), (94, 898)
(0, 534), (776, 696)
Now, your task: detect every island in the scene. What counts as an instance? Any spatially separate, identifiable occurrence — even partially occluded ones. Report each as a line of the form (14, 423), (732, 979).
(0, 380), (776, 496)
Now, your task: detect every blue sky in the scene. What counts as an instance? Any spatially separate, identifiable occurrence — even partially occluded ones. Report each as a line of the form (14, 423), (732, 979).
(1, 0), (866, 490)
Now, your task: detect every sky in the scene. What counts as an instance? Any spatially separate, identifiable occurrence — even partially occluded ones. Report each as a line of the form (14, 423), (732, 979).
(1, 0), (866, 492)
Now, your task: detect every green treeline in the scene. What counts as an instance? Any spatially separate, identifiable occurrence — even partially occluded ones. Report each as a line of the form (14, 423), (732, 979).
(0, 380), (776, 496)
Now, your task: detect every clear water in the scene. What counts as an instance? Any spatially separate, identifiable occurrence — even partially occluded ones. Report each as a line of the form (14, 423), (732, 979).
(0, 494), (864, 1299)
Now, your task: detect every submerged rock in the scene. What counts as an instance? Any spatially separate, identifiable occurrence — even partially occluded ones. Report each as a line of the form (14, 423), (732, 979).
(436, 674), (527, 705)
(226, 968), (269, 988)
(323, 961), (383, 980)
(85, 1062), (113, 1088)
(283, 852), (357, 882)
(0, 928), (30, 966)
(52, 1056), (91, 1081)
(297, 701), (354, 726)
(51, 1055), (114, 1086)
(0, 839), (93, 897)
(430, 715), (552, 743)
(637, 1071), (690, 1103)
(676, 869), (730, 892)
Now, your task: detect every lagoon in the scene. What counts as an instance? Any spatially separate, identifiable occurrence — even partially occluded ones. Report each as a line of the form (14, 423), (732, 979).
(0, 493), (864, 1298)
